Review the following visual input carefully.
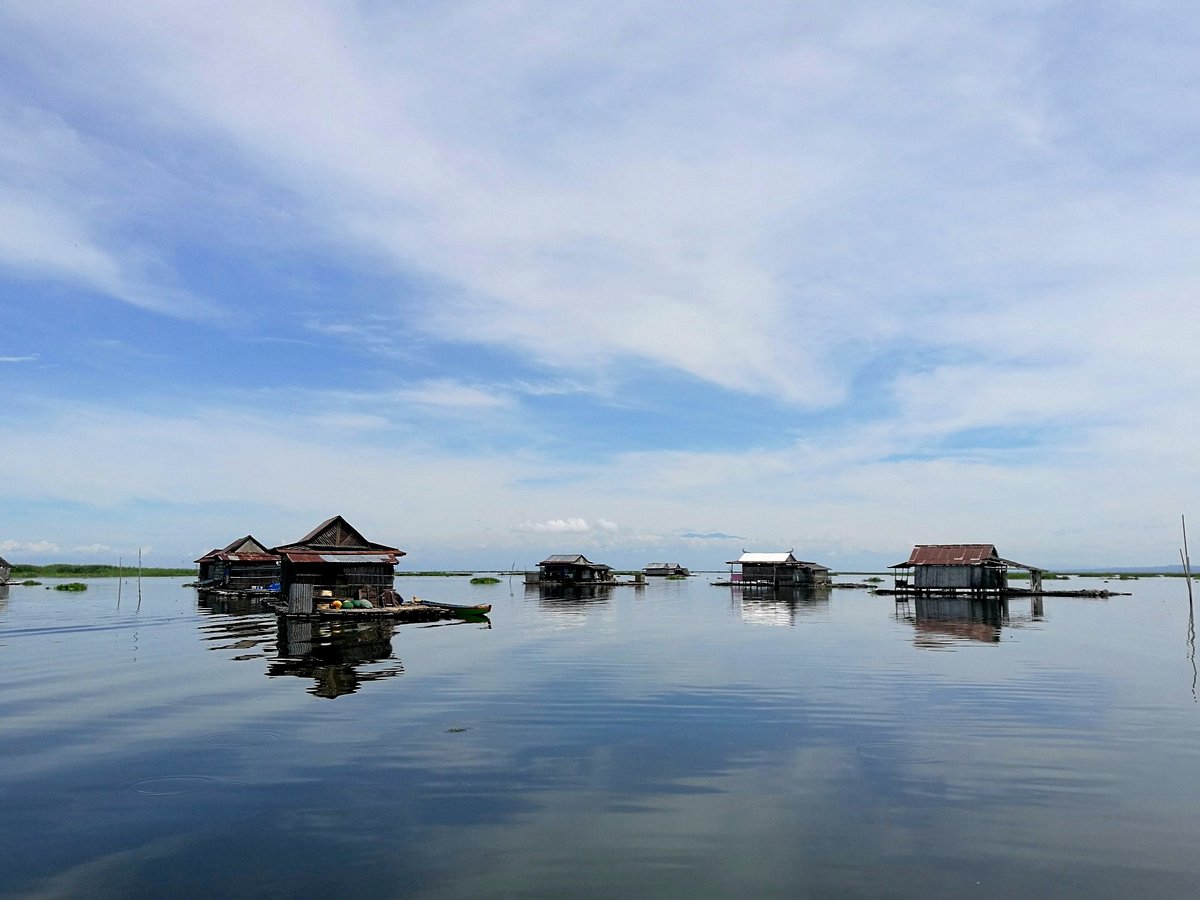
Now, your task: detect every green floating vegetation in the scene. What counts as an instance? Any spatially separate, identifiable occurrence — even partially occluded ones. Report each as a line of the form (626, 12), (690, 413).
(666, 574), (688, 580)
(53, 582), (88, 592)
(864, 576), (883, 583)
(20, 580), (43, 586)
(13, 564), (193, 578)
(470, 576), (501, 585)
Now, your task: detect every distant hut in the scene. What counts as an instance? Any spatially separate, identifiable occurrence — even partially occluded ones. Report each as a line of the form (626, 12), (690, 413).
(528, 554), (614, 585)
(194, 535), (279, 592)
(643, 563), (690, 577)
(888, 544), (1044, 597)
(0, 554), (10, 583)
(273, 516), (405, 608)
(726, 552), (831, 587)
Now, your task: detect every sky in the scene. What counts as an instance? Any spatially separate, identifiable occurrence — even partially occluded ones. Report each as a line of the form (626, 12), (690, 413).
(2, 1), (1199, 572)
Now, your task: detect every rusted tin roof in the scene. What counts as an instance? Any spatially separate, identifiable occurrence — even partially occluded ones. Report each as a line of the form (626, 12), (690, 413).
(897, 544), (999, 566)
(279, 552), (399, 564)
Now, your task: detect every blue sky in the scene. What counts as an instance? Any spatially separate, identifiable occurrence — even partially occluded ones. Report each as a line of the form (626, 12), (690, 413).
(2, 1), (1198, 571)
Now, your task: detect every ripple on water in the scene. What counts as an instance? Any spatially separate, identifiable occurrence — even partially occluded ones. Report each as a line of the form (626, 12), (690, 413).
(205, 730), (282, 746)
(133, 775), (217, 796)
(857, 741), (947, 764)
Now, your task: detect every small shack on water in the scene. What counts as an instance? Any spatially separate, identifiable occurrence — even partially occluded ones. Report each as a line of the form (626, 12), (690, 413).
(194, 535), (279, 592)
(273, 516), (405, 609)
(643, 562), (690, 577)
(889, 544), (1044, 596)
(726, 552), (831, 587)
(527, 554), (615, 585)
(0, 554), (10, 583)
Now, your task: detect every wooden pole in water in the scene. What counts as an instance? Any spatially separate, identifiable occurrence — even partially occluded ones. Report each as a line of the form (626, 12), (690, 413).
(137, 548), (143, 611)
(1183, 515), (1194, 604)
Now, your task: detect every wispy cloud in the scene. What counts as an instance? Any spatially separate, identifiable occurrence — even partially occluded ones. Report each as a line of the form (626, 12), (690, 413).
(0, 3), (1198, 568)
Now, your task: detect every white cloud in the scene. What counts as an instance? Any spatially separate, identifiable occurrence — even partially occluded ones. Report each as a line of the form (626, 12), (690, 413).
(0, 354), (39, 363)
(520, 518), (592, 535)
(1, 539), (60, 555)
(71, 544), (116, 555)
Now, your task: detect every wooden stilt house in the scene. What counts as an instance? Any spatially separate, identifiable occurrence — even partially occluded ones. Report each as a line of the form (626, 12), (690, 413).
(643, 563), (690, 577)
(726, 552), (831, 587)
(889, 544), (1044, 597)
(0, 554), (10, 584)
(528, 554), (614, 585)
(273, 516), (405, 611)
(194, 535), (279, 592)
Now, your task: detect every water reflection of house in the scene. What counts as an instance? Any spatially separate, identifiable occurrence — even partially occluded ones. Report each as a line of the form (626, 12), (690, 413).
(194, 535), (280, 592)
(726, 552), (831, 587)
(643, 562), (690, 577)
(889, 544), (1044, 596)
(273, 516), (404, 608)
(734, 585), (831, 626)
(525, 554), (615, 586)
(897, 595), (1044, 649)
(270, 619), (403, 698)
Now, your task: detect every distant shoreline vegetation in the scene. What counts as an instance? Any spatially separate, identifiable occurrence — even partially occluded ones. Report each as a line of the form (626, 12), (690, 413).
(11, 564), (194, 578)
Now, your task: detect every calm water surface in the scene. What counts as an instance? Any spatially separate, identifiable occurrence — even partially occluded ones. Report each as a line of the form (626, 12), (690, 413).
(2, 575), (1199, 898)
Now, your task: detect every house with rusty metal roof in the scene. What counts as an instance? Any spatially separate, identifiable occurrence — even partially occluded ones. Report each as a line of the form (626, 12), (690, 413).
(194, 535), (279, 592)
(273, 516), (405, 606)
(725, 551), (831, 587)
(527, 554), (614, 585)
(888, 544), (1045, 596)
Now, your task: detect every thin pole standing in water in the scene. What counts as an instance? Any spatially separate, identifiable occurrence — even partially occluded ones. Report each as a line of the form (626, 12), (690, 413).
(1183, 515), (1194, 604)
(117, 556), (123, 609)
(137, 547), (142, 611)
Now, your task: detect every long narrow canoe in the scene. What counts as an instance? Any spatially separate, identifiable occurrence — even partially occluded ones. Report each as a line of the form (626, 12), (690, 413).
(413, 600), (492, 618)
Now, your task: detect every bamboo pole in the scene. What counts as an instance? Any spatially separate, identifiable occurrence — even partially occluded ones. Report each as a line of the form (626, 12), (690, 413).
(137, 547), (143, 611)
(117, 556), (123, 608)
(1183, 515), (1194, 604)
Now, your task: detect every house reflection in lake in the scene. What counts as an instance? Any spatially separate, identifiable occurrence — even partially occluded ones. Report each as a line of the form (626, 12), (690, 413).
(270, 619), (404, 698)
(731, 584), (831, 626)
(897, 595), (1045, 648)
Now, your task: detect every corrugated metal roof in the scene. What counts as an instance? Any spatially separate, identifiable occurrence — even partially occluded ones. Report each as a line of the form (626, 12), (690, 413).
(280, 551), (398, 564)
(729, 552), (796, 565)
(726, 552), (829, 570)
(894, 544), (998, 566)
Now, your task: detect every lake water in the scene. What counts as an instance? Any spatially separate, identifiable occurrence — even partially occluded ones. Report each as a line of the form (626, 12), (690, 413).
(2, 574), (1199, 898)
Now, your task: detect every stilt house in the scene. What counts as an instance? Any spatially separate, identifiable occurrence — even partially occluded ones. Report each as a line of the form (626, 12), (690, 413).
(194, 535), (279, 591)
(889, 544), (1044, 596)
(726, 552), (831, 587)
(0, 554), (10, 583)
(273, 516), (405, 606)
(530, 554), (614, 585)
(643, 563), (690, 577)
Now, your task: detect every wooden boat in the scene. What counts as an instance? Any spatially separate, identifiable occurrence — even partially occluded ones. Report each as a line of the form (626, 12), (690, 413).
(413, 599), (492, 618)
(273, 597), (490, 622)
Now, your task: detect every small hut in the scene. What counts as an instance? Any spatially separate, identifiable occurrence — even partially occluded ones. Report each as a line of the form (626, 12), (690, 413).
(528, 554), (614, 585)
(194, 535), (279, 592)
(726, 552), (831, 587)
(643, 562), (690, 577)
(889, 544), (1044, 596)
(273, 516), (405, 609)
(0, 554), (10, 583)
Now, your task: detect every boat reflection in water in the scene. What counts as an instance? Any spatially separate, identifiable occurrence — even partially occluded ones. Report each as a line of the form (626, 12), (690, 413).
(270, 619), (404, 698)
(731, 584), (831, 626)
(897, 595), (1045, 648)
